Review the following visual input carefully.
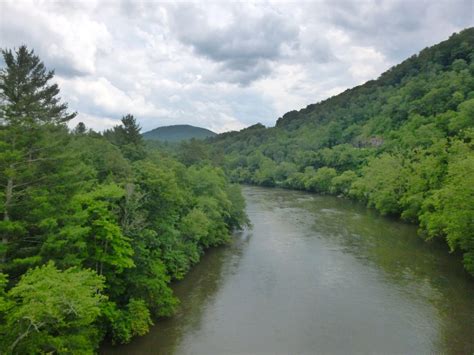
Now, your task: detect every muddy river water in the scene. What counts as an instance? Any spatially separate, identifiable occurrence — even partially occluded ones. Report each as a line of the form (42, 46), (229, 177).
(104, 186), (474, 354)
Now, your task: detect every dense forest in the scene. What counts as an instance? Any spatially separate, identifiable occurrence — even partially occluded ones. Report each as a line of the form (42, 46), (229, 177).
(1, 27), (473, 354)
(0, 46), (247, 353)
(209, 28), (474, 276)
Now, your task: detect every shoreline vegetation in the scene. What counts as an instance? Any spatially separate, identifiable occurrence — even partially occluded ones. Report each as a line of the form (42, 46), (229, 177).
(0, 27), (472, 353)
(208, 27), (474, 277)
(0, 46), (247, 353)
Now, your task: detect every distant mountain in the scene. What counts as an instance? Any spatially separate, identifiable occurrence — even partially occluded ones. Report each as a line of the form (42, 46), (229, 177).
(142, 124), (217, 142)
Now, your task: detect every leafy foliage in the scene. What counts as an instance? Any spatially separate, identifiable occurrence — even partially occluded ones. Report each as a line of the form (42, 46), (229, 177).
(209, 28), (474, 275)
(1, 262), (105, 354)
(0, 46), (247, 353)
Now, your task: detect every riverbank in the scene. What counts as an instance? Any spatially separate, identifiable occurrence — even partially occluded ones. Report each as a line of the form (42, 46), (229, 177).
(104, 186), (474, 354)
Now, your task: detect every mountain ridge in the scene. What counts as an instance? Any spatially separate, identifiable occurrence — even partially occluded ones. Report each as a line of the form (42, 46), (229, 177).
(208, 27), (474, 276)
(143, 124), (216, 142)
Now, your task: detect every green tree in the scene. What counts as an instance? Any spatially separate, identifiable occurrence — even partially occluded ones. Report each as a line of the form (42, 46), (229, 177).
(73, 122), (87, 135)
(104, 114), (145, 161)
(420, 152), (474, 274)
(177, 138), (210, 166)
(0, 46), (76, 124)
(43, 184), (135, 282)
(304, 167), (337, 193)
(0, 44), (249, 351)
(1, 262), (105, 354)
(0, 46), (75, 267)
(449, 98), (474, 133)
(253, 157), (277, 186)
(118, 183), (178, 318)
(330, 170), (357, 195)
(102, 298), (153, 344)
(351, 154), (406, 215)
(120, 114), (143, 146)
(208, 28), (474, 276)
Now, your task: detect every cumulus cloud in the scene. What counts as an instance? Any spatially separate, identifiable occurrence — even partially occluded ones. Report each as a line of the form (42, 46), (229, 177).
(164, 3), (300, 85)
(0, 0), (111, 76)
(322, 0), (474, 61)
(0, 0), (472, 133)
(71, 113), (121, 132)
(57, 76), (164, 117)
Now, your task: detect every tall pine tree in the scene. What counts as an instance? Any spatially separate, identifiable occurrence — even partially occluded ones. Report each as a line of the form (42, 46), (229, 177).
(104, 114), (145, 161)
(0, 46), (76, 269)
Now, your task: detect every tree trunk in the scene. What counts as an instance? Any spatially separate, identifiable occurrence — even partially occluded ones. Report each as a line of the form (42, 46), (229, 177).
(10, 325), (31, 352)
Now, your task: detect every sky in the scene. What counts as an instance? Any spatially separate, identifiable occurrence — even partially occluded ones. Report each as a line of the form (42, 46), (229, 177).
(1, 0), (472, 133)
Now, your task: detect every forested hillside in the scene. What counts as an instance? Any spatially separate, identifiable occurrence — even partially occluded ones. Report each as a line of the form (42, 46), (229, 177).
(0, 47), (246, 353)
(142, 124), (216, 142)
(210, 28), (474, 275)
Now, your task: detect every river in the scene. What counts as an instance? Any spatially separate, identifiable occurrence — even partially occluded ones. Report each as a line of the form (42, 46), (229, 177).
(104, 186), (474, 354)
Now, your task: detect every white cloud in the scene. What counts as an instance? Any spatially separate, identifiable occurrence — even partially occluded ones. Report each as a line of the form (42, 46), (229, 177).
(70, 113), (120, 132)
(57, 76), (164, 117)
(1, 0), (471, 133)
(0, 0), (111, 76)
(347, 46), (388, 81)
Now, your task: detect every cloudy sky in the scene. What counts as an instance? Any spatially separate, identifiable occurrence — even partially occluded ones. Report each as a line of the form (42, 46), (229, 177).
(1, 0), (472, 132)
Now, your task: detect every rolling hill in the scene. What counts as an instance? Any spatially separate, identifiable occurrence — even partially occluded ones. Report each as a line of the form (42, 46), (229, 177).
(209, 27), (474, 276)
(142, 124), (216, 142)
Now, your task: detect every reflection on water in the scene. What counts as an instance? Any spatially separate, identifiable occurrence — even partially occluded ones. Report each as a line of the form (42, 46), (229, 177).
(104, 186), (474, 355)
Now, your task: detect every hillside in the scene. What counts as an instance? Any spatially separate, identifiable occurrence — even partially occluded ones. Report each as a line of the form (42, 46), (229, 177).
(143, 124), (216, 142)
(209, 27), (474, 275)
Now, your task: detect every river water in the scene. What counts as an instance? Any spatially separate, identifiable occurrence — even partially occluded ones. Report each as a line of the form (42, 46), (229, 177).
(104, 186), (474, 354)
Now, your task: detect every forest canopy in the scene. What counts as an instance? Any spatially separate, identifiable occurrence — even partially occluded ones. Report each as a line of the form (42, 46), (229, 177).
(0, 46), (247, 353)
(1, 26), (473, 354)
(209, 28), (474, 276)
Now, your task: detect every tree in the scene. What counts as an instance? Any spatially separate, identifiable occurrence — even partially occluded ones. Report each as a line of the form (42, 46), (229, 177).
(0, 45), (249, 350)
(43, 184), (135, 282)
(0, 272), (10, 320)
(351, 154), (406, 215)
(330, 170), (357, 195)
(73, 122), (87, 135)
(177, 138), (210, 166)
(102, 298), (153, 344)
(103, 114), (145, 161)
(1, 262), (105, 354)
(0, 46), (76, 125)
(118, 183), (178, 318)
(449, 98), (474, 133)
(207, 28), (474, 277)
(0, 46), (76, 266)
(304, 167), (337, 193)
(253, 157), (277, 186)
(420, 152), (474, 275)
(120, 114), (143, 146)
